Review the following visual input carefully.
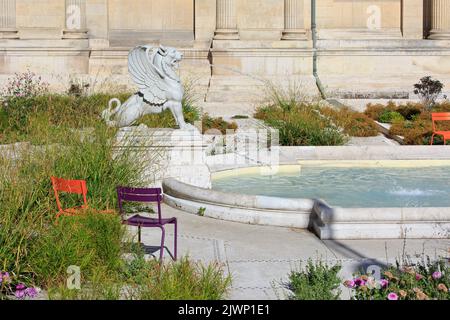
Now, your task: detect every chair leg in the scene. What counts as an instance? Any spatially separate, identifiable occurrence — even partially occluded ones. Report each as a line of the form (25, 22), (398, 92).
(174, 219), (178, 261)
(138, 225), (142, 244)
(159, 226), (166, 262)
(430, 134), (435, 145)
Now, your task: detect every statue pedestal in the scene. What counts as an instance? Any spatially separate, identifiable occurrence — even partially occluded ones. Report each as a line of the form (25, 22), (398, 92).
(114, 126), (211, 189)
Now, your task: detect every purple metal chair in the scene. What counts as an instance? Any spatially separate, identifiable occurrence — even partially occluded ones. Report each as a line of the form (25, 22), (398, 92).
(117, 187), (177, 261)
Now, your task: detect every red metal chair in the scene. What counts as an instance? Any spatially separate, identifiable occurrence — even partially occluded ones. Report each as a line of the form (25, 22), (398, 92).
(51, 177), (114, 219)
(117, 187), (177, 261)
(51, 177), (89, 219)
(430, 112), (450, 145)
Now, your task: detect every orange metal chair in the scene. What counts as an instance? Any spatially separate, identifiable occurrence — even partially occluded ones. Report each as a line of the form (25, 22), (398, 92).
(430, 112), (450, 145)
(51, 177), (114, 219)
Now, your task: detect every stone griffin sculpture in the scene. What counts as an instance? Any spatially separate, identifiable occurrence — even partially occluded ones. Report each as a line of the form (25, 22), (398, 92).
(102, 45), (194, 130)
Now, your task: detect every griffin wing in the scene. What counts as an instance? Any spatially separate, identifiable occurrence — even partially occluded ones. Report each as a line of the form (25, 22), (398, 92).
(128, 46), (168, 105)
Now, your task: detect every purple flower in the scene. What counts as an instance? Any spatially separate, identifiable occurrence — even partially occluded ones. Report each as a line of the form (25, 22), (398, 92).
(15, 289), (26, 299)
(16, 283), (26, 290)
(432, 271), (442, 280)
(380, 279), (389, 288)
(387, 292), (399, 300)
(25, 287), (38, 298)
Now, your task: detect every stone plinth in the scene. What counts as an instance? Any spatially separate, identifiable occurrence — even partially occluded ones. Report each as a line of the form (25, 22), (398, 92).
(114, 126), (211, 189)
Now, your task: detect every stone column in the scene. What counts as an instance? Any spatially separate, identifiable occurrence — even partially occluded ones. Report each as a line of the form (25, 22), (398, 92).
(282, 0), (306, 40)
(0, 0), (19, 39)
(63, 0), (88, 39)
(402, 0), (423, 39)
(214, 0), (239, 40)
(429, 0), (450, 39)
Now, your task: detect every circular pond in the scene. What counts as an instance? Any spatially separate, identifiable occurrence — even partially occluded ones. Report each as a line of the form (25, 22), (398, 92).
(212, 165), (450, 208)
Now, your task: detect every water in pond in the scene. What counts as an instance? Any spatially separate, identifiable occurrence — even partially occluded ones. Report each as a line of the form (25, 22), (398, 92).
(212, 166), (450, 208)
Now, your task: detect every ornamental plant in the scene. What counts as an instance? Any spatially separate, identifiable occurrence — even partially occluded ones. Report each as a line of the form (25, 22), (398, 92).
(1, 70), (49, 99)
(345, 258), (449, 300)
(413, 76), (444, 110)
(0, 272), (40, 300)
(0, 70), (49, 130)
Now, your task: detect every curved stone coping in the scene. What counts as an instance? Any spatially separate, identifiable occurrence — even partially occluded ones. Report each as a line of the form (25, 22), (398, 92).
(163, 178), (314, 212)
(311, 200), (450, 240)
(279, 146), (450, 163)
(313, 200), (450, 223)
(212, 165), (302, 180)
(297, 160), (450, 168)
(163, 178), (313, 229)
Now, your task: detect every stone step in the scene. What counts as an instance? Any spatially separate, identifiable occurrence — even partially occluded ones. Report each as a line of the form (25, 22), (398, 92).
(198, 102), (259, 118)
(206, 90), (265, 103)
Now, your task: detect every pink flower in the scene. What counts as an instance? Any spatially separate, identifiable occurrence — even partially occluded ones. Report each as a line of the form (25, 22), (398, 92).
(344, 280), (355, 288)
(354, 278), (366, 287)
(432, 271), (442, 280)
(415, 274), (423, 281)
(380, 279), (389, 288)
(387, 292), (399, 300)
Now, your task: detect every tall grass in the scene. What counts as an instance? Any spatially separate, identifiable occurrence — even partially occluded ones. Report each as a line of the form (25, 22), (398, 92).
(0, 122), (144, 279)
(0, 76), (231, 299)
(255, 84), (347, 146)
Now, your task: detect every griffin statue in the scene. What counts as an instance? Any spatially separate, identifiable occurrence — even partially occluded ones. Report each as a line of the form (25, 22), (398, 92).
(102, 45), (195, 130)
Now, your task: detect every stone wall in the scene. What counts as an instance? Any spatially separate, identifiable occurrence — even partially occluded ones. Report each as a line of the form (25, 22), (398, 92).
(1, 0), (450, 98)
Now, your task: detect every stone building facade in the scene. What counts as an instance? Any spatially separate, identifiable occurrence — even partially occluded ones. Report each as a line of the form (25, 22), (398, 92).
(1, 0), (450, 108)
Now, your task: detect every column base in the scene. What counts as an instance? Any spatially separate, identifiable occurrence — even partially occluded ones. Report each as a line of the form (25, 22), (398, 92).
(281, 29), (307, 40)
(214, 29), (240, 40)
(0, 28), (19, 39)
(428, 29), (450, 40)
(62, 29), (89, 39)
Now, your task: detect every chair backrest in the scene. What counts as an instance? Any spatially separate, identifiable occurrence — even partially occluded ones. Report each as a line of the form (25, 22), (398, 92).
(116, 187), (163, 221)
(51, 176), (88, 213)
(431, 112), (450, 132)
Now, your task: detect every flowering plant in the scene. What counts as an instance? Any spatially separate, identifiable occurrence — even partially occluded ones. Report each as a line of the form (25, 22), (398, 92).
(0, 70), (49, 129)
(345, 259), (449, 300)
(1, 70), (49, 100)
(0, 271), (40, 300)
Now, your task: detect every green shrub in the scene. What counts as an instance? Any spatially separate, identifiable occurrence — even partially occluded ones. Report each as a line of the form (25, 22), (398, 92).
(345, 258), (449, 300)
(255, 104), (347, 146)
(285, 259), (342, 300)
(378, 110), (405, 123)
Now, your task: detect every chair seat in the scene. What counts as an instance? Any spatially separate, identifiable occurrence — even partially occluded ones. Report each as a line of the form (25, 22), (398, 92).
(124, 214), (176, 226)
(435, 131), (450, 138)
